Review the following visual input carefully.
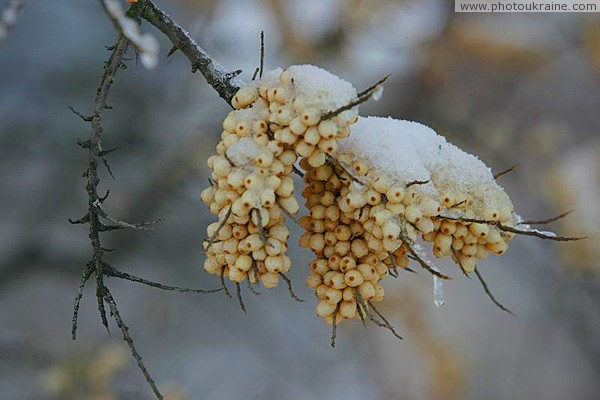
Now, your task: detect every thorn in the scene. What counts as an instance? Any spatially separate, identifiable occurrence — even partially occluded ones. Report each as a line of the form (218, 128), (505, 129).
(259, 31), (264, 79)
(167, 46), (178, 57)
(251, 67), (260, 81)
(494, 164), (519, 180)
(69, 214), (90, 225)
(69, 106), (92, 122)
(99, 189), (110, 203)
(99, 142), (131, 157)
(77, 138), (92, 149)
(225, 69), (242, 80)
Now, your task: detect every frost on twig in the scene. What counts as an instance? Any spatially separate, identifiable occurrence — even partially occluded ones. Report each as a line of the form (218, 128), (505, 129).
(0, 0), (23, 46)
(102, 0), (159, 68)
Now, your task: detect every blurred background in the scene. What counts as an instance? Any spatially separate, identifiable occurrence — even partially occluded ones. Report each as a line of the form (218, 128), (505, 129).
(1, 0), (599, 399)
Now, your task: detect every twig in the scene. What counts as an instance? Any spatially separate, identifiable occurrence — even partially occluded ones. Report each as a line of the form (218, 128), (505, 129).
(236, 283), (246, 313)
(219, 270), (232, 298)
(259, 30), (264, 79)
(436, 215), (585, 242)
(406, 180), (430, 188)
(246, 277), (261, 296)
(106, 267), (221, 293)
(280, 273), (304, 303)
(521, 209), (573, 225)
(322, 74), (390, 120)
(474, 267), (515, 316)
(355, 290), (403, 340)
(103, 289), (163, 399)
(402, 239), (451, 280)
(71, 264), (94, 340)
(204, 205), (233, 250)
(493, 164), (519, 180)
(330, 305), (339, 348)
(368, 301), (403, 340)
(356, 300), (367, 328)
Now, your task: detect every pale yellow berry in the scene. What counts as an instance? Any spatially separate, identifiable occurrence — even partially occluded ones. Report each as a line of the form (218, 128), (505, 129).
(306, 273), (322, 289)
(358, 281), (376, 300)
(351, 239), (369, 259)
(232, 86), (258, 109)
(339, 300), (357, 319)
(469, 223), (490, 238)
(316, 300), (336, 318)
(386, 186), (404, 204)
(229, 267), (247, 283)
(307, 149), (326, 167)
(451, 238), (464, 251)
(416, 218), (435, 234)
(261, 272), (280, 288)
(344, 269), (364, 287)
(318, 120), (337, 139)
(309, 234), (326, 252)
(405, 204), (423, 224)
(483, 207), (500, 221)
(450, 224), (466, 239)
(382, 220), (401, 240)
(235, 120), (250, 136)
(461, 244), (477, 257)
(200, 187), (214, 204)
(204, 257), (220, 274)
(440, 220), (457, 235)
(342, 287), (355, 301)
(434, 233), (453, 255)
(293, 96), (306, 113)
(357, 263), (376, 281)
(295, 140), (315, 158)
(325, 288), (343, 304)
(222, 112), (237, 132)
(459, 256), (476, 273)
(301, 108), (320, 126)
(278, 196), (300, 214)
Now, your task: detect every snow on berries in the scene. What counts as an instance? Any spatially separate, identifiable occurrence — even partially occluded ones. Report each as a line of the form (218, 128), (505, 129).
(201, 65), (579, 337)
(336, 117), (516, 275)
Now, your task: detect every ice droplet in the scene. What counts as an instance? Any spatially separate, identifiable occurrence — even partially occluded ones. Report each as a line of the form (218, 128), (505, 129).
(432, 267), (446, 307)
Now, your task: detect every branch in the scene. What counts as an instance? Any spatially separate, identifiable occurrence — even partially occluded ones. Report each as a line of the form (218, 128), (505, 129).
(141, 0), (243, 103)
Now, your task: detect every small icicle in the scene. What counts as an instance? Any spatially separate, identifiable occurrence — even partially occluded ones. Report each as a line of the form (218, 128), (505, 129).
(432, 266), (446, 307)
(371, 85), (384, 101)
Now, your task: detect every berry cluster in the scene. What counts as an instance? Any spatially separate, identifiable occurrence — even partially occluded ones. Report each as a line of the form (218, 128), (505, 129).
(202, 65), (358, 294)
(200, 66), (553, 331)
